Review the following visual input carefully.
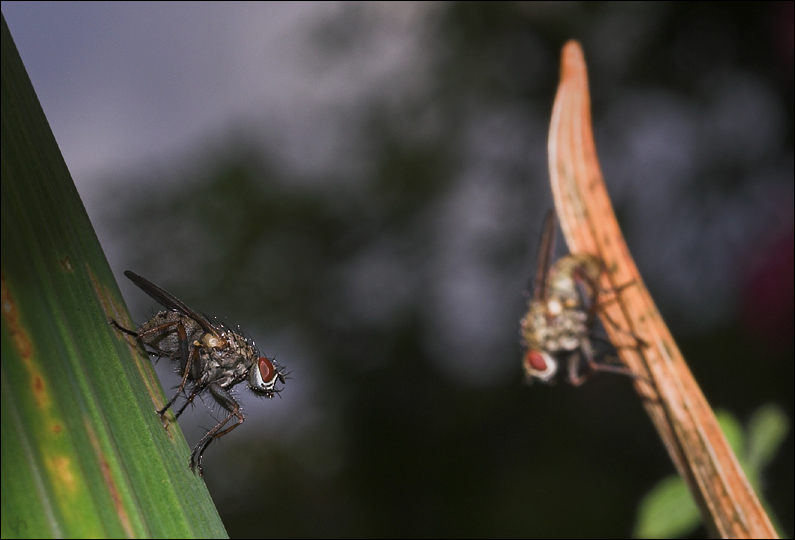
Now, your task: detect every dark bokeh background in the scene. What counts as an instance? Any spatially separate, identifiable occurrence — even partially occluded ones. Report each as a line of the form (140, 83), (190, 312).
(6, 2), (794, 538)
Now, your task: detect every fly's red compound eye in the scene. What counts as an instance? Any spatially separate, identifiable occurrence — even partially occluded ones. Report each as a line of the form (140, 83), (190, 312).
(525, 350), (547, 371)
(523, 350), (557, 382)
(249, 355), (281, 395)
(258, 357), (276, 383)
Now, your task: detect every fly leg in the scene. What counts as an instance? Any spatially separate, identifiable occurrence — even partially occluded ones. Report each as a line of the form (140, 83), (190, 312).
(568, 334), (646, 385)
(111, 318), (174, 358)
(156, 336), (202, 424)
(572, 267), (647, 360)
(189, 383), (245, 476)
(592, 279), (648, 348)
(136, 320), (199, 425)
(109, 318), (139, 338)
(174, 381), (205, 419)
(110, 318), (199, 426)
(566, 349), (587, 386)
(110, 318), (181, 361)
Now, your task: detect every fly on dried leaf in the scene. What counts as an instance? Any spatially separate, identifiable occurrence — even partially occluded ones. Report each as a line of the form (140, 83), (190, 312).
(112, 270), (286, 476)
(520, 210), (639, 385)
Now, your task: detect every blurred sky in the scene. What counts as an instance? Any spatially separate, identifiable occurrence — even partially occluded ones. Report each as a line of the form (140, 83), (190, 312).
(3, 2), (793, 537)
(3, 2), (409, 210)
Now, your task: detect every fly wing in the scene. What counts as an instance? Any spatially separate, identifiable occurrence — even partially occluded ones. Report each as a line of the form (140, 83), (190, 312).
(124, 271), (219, 336)
(533, 209), (557, 302)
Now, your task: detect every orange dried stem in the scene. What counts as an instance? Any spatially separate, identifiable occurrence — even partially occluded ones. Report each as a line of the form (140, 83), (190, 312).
(547, 40), (776, 539)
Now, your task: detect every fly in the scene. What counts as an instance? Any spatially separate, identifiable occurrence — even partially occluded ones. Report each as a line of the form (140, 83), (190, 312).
(112, 270), (285, 476)
(520, 210), (638, 385)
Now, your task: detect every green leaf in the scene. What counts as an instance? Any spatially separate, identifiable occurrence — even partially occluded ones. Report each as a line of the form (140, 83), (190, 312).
(715, 409), (745, 459)
(633, 476), (700, 539)
(634, 407), (790, 539)
(1, 14), (227, 538)
(632, 411), (745, 538)
(746, 404), (788, 473)
(746, 404), (789, 538)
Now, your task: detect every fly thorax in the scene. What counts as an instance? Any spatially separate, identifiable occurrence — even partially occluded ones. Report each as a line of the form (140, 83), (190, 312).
(203, 334), (227, 349)
(574, 254), (602, 282)
(553, 310), (589, 351)
(225, 332), (255, 357)
(194, 348), (218, 381)
(520, 301), (550, 349)
(546, 297), (563, 316)
(556, 334), (581, 351)
(549, 254), (602, 305)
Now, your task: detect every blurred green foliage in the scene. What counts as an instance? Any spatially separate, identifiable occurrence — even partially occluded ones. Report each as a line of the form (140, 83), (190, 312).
(635, 405), (789, 538)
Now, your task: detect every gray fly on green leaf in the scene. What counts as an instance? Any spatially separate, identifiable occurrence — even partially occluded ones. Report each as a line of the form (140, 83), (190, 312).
(112, 271), (286, 476)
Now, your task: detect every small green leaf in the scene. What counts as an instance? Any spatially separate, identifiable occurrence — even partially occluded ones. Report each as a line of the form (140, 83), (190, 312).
(715, 409), (744, 459)
(634, 476), (700, 539)
(746, 404), (788, 473)
(634, 406), (789, 539)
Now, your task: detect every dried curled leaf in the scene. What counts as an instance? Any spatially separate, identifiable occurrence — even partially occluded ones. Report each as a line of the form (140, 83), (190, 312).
(547, 40), (776, 539)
